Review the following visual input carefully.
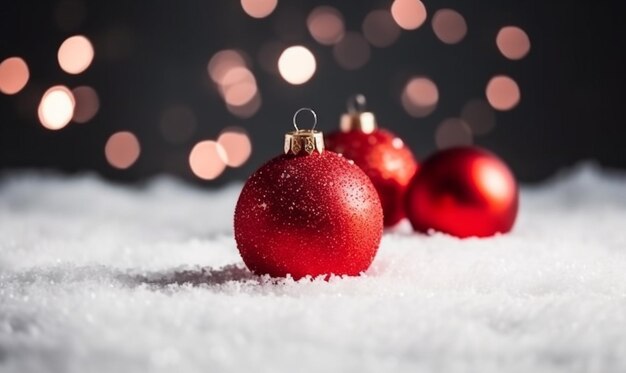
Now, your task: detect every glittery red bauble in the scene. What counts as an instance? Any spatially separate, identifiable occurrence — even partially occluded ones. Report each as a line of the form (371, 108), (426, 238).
(326, 129), (418, 227)
(234, 151), (383, 279)
(405, 146), (518, 238)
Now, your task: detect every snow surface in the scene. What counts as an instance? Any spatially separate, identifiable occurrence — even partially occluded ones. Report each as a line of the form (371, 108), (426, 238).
(1, 164), (626, 373)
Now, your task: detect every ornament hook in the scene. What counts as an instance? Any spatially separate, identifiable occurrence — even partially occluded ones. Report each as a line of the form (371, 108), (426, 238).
(347, 94), (367, 114)
(293, 107), (318, 132)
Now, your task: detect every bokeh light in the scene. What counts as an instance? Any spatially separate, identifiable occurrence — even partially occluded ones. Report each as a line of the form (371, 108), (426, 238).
(333, 32), (371, 70)
(278, 45), (316, 85)
(219, 67), (257, 106)
(227, 92), (262, 118)
(159, 105), (197, 144)
(105, 131), (141, 169)
(431, 9), (467, 44)
(401, 77), (439, 117)
(391, 0), (427, 30)
(240, 0), (277, 19)
(435, 118), (472, 149)
(496, 26), (531, 60)
(208, 50), (247, 84)
(57, 35), (94, 74)
(461, 99), (496, 135)
(71, 86), (99, 123)
(486, 75), (521, 111)
(307, 6), (345, 45)
(0, 57), (30, 95)
(218, 127), (252, 167)
(38, 86), (75, 130)
(362, 9), (401, 48)
(189, 140), (227, 180)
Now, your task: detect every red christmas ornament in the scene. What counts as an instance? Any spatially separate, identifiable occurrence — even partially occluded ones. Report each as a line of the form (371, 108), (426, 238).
(326, 95), (419, 227)
(234, 108), (383, 279)
(405, 146), (518, 238)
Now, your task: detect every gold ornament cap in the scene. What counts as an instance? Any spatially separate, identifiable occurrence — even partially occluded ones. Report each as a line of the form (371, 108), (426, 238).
(340, 94), (377, 134)
(284, 108), (325, 155)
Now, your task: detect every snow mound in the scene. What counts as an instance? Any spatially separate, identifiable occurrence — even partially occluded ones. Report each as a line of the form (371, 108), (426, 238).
(1, 165), (626, 373)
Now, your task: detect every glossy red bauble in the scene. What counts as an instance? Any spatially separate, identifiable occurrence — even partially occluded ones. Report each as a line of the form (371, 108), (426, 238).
(234, 151), (383, 279)
(405, 146), (518, 238)
(326, 129), (418, 227)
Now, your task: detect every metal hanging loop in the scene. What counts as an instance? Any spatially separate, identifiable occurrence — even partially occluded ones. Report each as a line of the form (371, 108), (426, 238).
(292, 107), (318, 132)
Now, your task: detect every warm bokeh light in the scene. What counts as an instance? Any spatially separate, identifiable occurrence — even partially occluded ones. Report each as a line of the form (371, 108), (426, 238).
(57, 35), (94, 74)
(435, 118), (472, 149)
(0, 57), (30, 95)
(218, 66), (258, 107)
(401, 77), (439, 117)
(71, 86), (99, 123)
(278, 45), (316, 85)
(38, 86), (75, 130)
(208, 50), (247, 84)
(391, 0), (427, 30)
(189, 140), (227, 180)
(496, 26), (531, 60)
(431, 9), (467, 44)
(159, 105), (197, 144)
(461, 99), (496, 135)
(333, 32), (371, 70)
(227, 92), (262, 118)
(240, 0), (277, 19)
(218, 127), (252, 167)
(307, 6), (345, 45)
(486, 75), (521, 111)
(224, 80), (258, 107)
(362, 9), (401, 48)
(105, 131), (141, 169)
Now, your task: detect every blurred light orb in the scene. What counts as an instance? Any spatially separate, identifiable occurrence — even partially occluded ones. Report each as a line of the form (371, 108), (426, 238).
(278, 45), (316, 85)
(208, 50), (247, 84)
(57, 35), (94, 74)
(0, 57), (30, 95)
(486, 75), (521, 111)
(401, 77), (439, 117)
(333, 32), (371, 70)
(189, 140), (227, 180)
(391, 0), (427, 30)
(362, 9), (401, 48)
(227, 92), (262, 118)
(496, 26), (531, 60)
(307, 6), (345, 45)
(105, 131), (141, 169)
(159, 105), (197, 144)
(38, 86), (75, 130)
(218, 127), (252, 167)
(435, 118), (473, 149)
(431, 9), (467, 44)
(240, 0), (277, 19)
(71, 86), (99, 123)
(461, 99), (496, 135)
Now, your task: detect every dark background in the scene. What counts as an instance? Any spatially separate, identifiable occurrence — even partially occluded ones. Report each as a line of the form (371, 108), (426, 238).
(1, 0), (624, 184)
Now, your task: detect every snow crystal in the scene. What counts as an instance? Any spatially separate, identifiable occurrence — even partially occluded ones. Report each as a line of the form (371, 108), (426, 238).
(1, 164), (626, 373)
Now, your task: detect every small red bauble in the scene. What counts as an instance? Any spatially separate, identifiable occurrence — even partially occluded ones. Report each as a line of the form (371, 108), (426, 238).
(326, 96), (418, 227)
(405, 146), (518, 238)
(234, 109), (383, 279)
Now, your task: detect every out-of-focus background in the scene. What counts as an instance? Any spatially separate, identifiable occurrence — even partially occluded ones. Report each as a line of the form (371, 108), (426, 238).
(0, 0), (623, 184)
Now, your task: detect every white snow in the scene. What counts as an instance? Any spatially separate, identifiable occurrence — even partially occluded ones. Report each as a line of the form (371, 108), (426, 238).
(1, 164), (626, 373)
